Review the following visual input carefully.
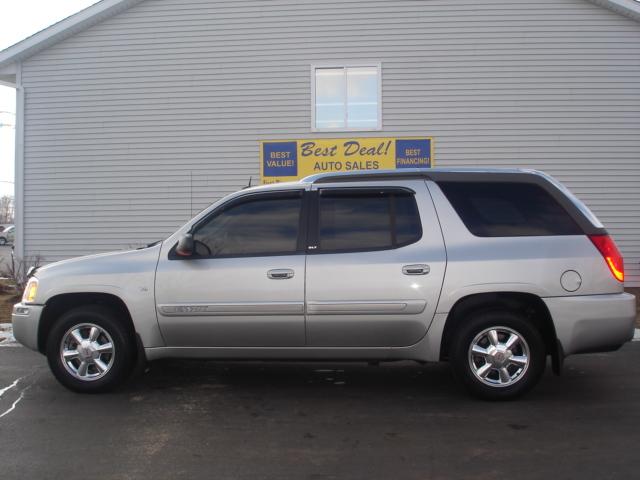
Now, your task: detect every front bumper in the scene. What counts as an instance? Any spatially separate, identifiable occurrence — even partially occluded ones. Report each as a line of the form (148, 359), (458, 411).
(544, 293), (636, 356)
(11, 303), (44, 352)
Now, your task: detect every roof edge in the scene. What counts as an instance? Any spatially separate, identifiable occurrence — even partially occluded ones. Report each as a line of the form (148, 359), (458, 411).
(586, 0), (640, 23)
(0, 0), (637, 69)
(0, 0), (145, 68)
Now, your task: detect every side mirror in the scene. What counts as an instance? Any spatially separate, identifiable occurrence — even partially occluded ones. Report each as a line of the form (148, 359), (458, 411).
(176, 233), (194, 257)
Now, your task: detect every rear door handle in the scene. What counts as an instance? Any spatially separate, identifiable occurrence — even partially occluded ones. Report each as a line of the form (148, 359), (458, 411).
(267, 268), (295, 279)
(402, 264), (430, 275)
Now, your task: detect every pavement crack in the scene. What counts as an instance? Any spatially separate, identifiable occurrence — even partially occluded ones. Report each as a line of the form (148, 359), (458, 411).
(0, 386), (29, 419)
(0, 375), (25, 398)
(0, 367), (42, 420)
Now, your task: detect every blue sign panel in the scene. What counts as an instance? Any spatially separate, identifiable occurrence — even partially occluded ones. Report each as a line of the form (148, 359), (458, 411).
(262, 142), (298, 177)
(395, 139), (432, 169)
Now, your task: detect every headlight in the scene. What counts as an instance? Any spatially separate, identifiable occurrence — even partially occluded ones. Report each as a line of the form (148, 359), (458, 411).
(23, 278), (39, 303)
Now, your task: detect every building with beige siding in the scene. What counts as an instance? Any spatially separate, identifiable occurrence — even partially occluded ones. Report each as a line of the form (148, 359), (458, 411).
(0, 0), (639, 285)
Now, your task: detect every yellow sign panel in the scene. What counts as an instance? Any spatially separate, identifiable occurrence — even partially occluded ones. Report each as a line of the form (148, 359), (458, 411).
(260, 137), (433, 184)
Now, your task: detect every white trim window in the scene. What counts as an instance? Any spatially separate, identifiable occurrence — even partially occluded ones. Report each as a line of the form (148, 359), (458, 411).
(311, 64), (382, 131)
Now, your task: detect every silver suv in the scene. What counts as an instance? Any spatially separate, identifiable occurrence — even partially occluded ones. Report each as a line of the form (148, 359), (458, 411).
(0, 225), (14, 245)
(12, 168), (636, 399)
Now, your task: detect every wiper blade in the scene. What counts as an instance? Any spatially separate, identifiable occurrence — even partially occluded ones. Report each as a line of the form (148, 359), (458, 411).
(138, 240), (162, 249)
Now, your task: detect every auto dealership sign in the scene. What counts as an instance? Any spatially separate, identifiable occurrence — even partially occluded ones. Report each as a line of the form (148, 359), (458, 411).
(260, 137), (433, 184)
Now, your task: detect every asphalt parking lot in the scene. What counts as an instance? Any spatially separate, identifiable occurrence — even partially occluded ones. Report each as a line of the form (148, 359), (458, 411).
(1, 342), (640, 480)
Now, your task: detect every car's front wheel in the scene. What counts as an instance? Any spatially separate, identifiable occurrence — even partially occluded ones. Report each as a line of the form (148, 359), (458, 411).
(0, 237), (6, 245)
(46, 305), (135, 393)
(450, 311), (546, 400)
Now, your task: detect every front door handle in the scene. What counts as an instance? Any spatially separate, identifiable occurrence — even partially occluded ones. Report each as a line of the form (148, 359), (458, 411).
(402, 264), (430, 275)
(267, 268), (295, 279)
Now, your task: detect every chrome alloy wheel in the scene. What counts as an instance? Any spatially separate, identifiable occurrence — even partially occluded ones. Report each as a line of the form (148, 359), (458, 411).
(60, 323), (115, 381)
(468, 326), (530, 388)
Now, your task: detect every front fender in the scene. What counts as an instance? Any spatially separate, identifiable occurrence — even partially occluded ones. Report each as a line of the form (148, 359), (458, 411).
(34, 245), (164, 348)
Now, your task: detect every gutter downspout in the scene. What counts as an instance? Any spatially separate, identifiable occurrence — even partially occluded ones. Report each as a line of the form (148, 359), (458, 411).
(14, 61), (24, 259)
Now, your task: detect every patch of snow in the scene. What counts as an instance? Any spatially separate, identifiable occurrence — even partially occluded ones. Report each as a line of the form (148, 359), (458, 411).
(0, 323), (17, 346)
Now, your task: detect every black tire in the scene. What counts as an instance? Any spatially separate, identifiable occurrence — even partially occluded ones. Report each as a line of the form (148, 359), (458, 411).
(46, 305), (135, 393)
(450, 310), (546, 400)
(0, 238), (6, 245)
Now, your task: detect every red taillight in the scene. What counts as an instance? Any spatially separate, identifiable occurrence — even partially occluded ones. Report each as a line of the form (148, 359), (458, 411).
(589, 234), (624, 282)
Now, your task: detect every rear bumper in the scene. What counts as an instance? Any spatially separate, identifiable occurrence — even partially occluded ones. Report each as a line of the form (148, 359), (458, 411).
(543, 293), (636, 356)
(11, 303), (44, 352)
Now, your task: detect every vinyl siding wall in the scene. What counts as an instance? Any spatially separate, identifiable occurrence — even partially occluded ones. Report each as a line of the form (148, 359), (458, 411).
(20, 0), (640, 285)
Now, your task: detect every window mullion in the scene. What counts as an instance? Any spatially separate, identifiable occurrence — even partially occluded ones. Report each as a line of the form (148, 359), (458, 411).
(343, 67), (348, 129)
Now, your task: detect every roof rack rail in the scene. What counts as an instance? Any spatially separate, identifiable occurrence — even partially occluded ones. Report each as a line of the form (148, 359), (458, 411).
(306, 169), (429, 184)
(302, 167), (531, 185)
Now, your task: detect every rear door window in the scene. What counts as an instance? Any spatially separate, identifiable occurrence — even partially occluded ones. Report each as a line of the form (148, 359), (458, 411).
(438, 181), (582, 237)
(316, 189), (422, 252)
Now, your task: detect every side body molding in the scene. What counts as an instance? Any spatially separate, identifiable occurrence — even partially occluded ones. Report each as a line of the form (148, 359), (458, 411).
(158, 302), (304, 316)
(306, 300), (426, 315)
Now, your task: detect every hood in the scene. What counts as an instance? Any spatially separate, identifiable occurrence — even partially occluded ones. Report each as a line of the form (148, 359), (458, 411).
(35, 243), (163, 281)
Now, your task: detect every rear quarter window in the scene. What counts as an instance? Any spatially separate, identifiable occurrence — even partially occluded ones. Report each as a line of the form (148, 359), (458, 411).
(438, 181), (582, 237)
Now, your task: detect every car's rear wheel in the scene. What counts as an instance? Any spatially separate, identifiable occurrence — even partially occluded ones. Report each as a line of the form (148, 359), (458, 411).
(0, 238), (6, 245)
(450, 310), (546, 400)
(46, 305), (135, 393)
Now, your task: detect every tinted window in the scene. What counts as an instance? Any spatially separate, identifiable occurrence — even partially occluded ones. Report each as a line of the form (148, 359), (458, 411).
(438, 182), (582, 237)
(318, 189), (421, 252)
(395, 193), (422, 245)
(193, 193), (302, 257)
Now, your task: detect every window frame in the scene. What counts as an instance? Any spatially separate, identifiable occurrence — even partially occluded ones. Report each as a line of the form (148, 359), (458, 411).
(307, 187), (423, 254)
(169, 190), (309, 260)
(310, 62), (383, 132)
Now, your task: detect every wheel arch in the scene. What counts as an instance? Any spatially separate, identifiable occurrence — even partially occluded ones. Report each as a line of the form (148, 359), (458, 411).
(38, 292), (137, 354)
(439, 291), (561, 371)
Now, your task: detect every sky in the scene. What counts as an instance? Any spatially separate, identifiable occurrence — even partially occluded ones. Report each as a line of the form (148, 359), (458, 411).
(0, 0), (100, 197)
